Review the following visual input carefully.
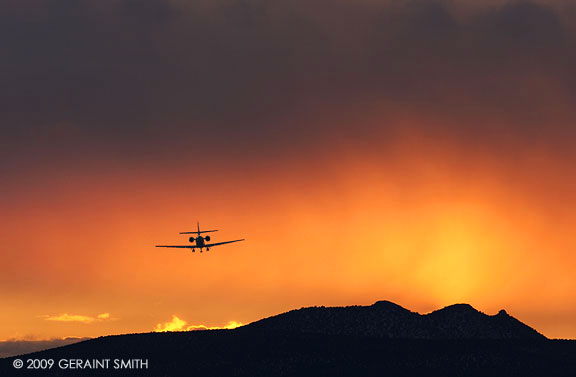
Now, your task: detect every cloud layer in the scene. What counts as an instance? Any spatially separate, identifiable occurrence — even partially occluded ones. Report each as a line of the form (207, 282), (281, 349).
(0, 337), (89, 358)
(2, 0), (576, 170)
(42, 313), (112, 324)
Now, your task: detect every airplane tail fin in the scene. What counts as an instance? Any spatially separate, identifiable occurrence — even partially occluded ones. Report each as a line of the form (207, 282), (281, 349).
(179, 222), (219, 235)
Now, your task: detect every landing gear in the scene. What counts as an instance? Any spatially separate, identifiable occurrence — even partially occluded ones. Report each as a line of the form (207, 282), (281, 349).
(207, 248), (210, 251)
(192, 249), (195, 253)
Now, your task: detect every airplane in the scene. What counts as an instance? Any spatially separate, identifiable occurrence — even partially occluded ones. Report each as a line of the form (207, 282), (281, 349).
(156, 222), (244, 253)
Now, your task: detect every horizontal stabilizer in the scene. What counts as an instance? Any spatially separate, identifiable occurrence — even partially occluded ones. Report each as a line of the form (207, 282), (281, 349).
(179, 230), (218, 234)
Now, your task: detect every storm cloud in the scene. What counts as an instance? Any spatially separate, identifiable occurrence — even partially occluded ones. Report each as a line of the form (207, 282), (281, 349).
(1, 0), (576, 168)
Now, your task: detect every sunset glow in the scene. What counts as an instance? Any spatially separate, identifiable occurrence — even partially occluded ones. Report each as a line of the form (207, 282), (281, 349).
(154, 316), (244, 332)
(1, 0), (576, 349)
(2, 136), (574, 340)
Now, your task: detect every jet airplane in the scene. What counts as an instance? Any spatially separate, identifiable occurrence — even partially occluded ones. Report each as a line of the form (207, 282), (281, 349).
(156, 222), (244, 253)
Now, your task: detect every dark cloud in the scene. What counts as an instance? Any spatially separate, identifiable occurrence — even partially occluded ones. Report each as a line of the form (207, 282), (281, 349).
(0, 337), (89, 358)
(1, 0), (575, 170)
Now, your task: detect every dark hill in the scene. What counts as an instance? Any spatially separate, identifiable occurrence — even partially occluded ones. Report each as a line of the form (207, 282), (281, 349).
(244, 301), (546, 339)
(2, 301), (574, 377)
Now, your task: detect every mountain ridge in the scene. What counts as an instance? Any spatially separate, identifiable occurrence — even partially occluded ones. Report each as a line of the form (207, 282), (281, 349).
(2, 300), (570, 377)
(243, 300), (546, 339)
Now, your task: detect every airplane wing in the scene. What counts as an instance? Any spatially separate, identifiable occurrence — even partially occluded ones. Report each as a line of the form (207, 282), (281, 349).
(204, 239), (245, 248)
(155, 245), (194, 248)
(155, 239), (245, 249)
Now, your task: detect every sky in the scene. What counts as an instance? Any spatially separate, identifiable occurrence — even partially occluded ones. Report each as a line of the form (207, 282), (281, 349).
(1, 0), (576, 352)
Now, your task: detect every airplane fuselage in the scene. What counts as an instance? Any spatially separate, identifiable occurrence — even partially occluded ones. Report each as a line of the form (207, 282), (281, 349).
(191, 236), (205, 247)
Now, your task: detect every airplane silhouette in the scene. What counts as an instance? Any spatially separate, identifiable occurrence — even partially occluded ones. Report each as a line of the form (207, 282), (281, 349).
(156, 222), (244, 253)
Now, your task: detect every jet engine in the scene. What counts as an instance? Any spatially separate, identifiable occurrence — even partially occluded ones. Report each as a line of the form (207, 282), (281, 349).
(189, 237), (195, 242)
(205, 236), (211, 241)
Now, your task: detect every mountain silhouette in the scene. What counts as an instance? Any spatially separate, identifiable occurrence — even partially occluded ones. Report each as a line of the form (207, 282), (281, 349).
(2, 301), (574, 377)
(244, 301), (545, 339)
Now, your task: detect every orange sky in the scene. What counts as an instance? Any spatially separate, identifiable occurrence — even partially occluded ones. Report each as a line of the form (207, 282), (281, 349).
(2, 118), (575, 340)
